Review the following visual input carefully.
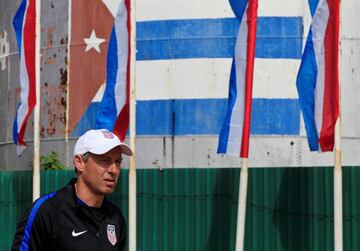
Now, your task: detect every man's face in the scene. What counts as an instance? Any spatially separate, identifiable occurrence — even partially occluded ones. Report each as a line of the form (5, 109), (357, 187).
(79, 146), (123, 195)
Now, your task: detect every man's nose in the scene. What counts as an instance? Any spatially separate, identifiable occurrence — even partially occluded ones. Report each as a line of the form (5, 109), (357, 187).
(108, 161), (120, 173)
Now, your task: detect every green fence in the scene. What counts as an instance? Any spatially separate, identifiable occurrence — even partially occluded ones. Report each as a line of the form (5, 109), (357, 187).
(1, 167), (360, 250)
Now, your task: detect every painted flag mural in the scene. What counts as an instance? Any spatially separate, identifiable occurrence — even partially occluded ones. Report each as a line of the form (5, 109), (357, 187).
(68, 0), (130, 140)
(217, 0), (258, 157)
(75, 5), (302, 140)
(72, 0), (306, 167)
(95, 0), (130, 141)
(12, 0), (36, 155)
(296, 0), (340, 152)
(3, 0), (359, 168)
(64, 0), (348, 167)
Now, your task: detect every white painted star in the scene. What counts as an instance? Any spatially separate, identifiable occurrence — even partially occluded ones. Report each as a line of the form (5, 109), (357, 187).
(83, 30), (105, 53)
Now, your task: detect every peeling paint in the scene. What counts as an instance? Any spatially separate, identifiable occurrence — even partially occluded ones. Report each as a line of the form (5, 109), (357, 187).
(162, 137), (166, 156)
(45, 26), (56, 65)
(39, 84), (67, 136)
(59, 68), (67, 86)
(0, 30), (9, 71)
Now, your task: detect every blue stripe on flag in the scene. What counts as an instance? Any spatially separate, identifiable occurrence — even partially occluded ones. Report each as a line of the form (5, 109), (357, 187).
(73, 99), (300, 136)
(218, 61), (237, 153)
(136, 17), (302, 60)
(308, 0), (320, 17)
(296, 30), (320, 151)
(95, 26), (118, 131)
(12, 0), (27, 54)
(13, 104), (20, 144)
(229, 0), (247, 18)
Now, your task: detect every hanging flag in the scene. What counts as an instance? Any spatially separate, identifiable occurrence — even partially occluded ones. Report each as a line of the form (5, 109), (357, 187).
(296, 0), (339, 152)
(95, 0), (130, 141)
(68, 0), (129, 137)
(217, 0), (258, 157)
(12, 0), (36, 155)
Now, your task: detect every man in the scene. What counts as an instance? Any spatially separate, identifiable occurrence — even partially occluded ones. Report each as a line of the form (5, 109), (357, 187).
(12, 129), (132, 251)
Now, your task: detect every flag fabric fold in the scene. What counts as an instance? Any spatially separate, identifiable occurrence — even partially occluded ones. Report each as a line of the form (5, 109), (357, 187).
(68, 0), (130, 139)
(95, 0), (130, 141)
(12, 0), (36, 155)
(296, 0), (339, 152)
(217, 0), (258, 157)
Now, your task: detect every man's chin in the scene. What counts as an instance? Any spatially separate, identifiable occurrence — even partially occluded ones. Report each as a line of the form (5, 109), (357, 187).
(102, 184), (117, 194)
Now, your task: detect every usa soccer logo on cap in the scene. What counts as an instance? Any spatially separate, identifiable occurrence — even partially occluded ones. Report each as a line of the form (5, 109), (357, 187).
(107, 224), (117, 245)
(101, 130), (114, 139)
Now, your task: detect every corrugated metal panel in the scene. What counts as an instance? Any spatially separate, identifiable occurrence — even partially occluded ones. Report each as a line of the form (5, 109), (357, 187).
(1, 167), (360, 250)
(135, 169), (239, 251)
(343, 167), (360, 251)
(0, 171), (32, 251)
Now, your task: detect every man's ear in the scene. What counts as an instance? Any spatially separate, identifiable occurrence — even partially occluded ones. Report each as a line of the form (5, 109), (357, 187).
(74, 155), (85, 173)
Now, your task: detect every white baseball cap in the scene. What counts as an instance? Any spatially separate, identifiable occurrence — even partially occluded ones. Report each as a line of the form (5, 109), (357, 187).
(74, 129), (132, 156)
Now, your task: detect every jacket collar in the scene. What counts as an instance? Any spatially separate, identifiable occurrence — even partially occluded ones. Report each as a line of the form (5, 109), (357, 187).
(64, 178), (114, 215)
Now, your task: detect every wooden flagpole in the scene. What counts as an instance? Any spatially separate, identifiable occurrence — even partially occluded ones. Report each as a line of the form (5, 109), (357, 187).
(334, 118), (342, 251)
(235, 158), (249, 251)
(128, 0), (137, 249)
(334, 1), (342, 250)
(32, 0), (41, 201)
(65, 0), (72, 168)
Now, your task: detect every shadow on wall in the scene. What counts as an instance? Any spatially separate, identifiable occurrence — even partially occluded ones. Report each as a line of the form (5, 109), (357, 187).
(204, 169), (239, 251)
(273, 168), (333, 251)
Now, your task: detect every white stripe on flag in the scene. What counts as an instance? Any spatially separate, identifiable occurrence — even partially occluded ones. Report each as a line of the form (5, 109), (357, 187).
(312, 0), (329, 138)
(226, 14), (248, 155)
(114, 0), (128, 114)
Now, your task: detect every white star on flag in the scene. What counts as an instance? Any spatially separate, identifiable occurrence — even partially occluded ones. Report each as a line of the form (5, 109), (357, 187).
(83, 30), (105, 52)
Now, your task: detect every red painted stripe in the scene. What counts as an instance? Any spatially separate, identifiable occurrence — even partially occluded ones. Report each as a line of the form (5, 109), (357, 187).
(319, 0), (339, 152)
(18, 0), (36, 146)
(240, 0), (258, 158)
(114, 0), (131, 141)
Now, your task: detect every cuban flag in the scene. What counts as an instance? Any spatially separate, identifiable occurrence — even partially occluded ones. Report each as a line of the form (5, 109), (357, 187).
(95, 0), (130, 141)
(12, 0), (36, 155)
(296, 0), (340, 152)
(68, 0), (130, 140)
(217, 0), (258, 157)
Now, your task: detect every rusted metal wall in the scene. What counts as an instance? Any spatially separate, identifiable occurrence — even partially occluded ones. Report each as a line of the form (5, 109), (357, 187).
(0, 0), (69, 170)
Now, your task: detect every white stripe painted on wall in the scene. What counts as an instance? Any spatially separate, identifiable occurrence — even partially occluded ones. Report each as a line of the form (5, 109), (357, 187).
(136, 0), (305, 21)
(127, 136), (360, 168)
(136, 58), (300, 100)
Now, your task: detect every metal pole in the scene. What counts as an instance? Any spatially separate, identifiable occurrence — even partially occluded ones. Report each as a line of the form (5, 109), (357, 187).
(128, 0), (137, 249)
(32, 0), (41, 201)
(235, 158), (249, 251)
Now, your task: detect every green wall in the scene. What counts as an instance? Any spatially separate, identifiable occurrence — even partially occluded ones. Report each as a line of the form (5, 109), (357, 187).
(1, 167), (360, 250)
